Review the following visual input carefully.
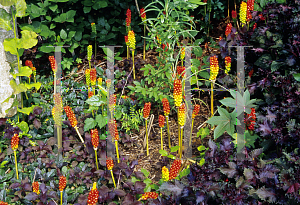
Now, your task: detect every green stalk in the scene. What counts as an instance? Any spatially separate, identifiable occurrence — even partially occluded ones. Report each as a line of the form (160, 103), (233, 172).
(14, 150), (19, 179)
(160, 127), (163, 150)
(60, 191), (63, 205)
(94, 148), (99, 170)
(145, 119), (149, 156)
(110, 170), (116, 187)
(94, 37), (97, 59)
(143, 24), (146, 60)
(115, 140), (120, 163)
(57, 125), (62, 150)
(166, 116), (171, 148)
(54, 73), (57, 95)
(177, 108), (180, 156)
(189, 118), (194, 146)
(180, 127), (183, 159)
(132, 50), (135, 79)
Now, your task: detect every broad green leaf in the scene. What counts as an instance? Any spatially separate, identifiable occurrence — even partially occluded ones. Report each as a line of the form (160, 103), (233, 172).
(49, 0), (68, 2)
(198, 158), (205, 166)
(167, 154), (176, 159)
(0, 8), (12, 31)
(10, 80), (27, 94)
(86, 95), (105, 106)
(170, 146), (179, 152)
(93, 0), (108, 10)
(17, 121), (29, 133)
(159, 149), (168, 156)
(3, 38), (18, 55)
(188, 0), (206, 5)
(84, 118), (97, 131)
(95, 114), (107, 129)
(18, 106), (35, 115)
(197, 127), (210, 139)
(13, 66), (32, 78)
(18, 30), (38, 49)
(49, 4), (58, 12)
(39, 45), (54, 53)
(179, 168), (190, 178)
(24, 82), (41, 90)
(60, 29), (67, 39)
(65, 10), (76, 22)
(141, 168), (150, 178)
(0, 0), (15, 6)
(15, 0), (27, 17)
(293, 73), (300, 82)
(197, 145), (206, 152)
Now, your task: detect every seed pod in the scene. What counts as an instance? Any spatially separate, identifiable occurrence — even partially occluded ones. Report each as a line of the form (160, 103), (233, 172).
(124, 35), (129, 46)
(209, 56), (219, 81)
(90, 68), (97, 86)
(247, 0), (254, 11)
(128, 30), (136, 50)
(91, 129), (99, 149)
(240, 1), (247, 24)
(140, 8), (146, 21)
(225, 56), (231, 74)
(25, 60), (33, 68)
(180, 47), (185, 60)
(225, 23), (232, 36)
(91, 22), (96, 33)
(87, 45), (93, 61)
(85, 69), (91, 86)
(87, 182), (99, 205)
(106, 159), (114, 170)
(169, 159), (181, 180)
(141, 192), (158, 200)
(177, 66), (185, 77)
(64, 106), (77, 127)
(232, 10), (237, 19)
(97, 77), (102, 86)
(59, 176), (67, 191)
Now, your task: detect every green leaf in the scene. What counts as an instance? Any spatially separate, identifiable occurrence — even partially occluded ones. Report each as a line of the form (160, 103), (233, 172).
(3, 38), (18, 55)
(84, 118), (97, 131)
(18, 30), (38, 49)
(188, 0), (206, 5)
(198, 158), (205, 166)
(159, 149), (168, 156)
(179, 168), (190, 178)
(93, 0), (108, 10)
(39, 45), (54, 53)
(0, 8), (12, 31)
(15, 0), (27, 17)
(86, 95), (105, 106)
(17, 121), (29, 133)
(0, 161), (9, 168)
(83, 6), (91, 13)
(293, 73), (300, 82)
(96, 114), (107, 129)
(24, 82), (41, 90)
(197, 145), (206, 152)
(18, 106), (35, 115)
(60, 29), (67, 40)
(170, 146), (179, 152)
(65, 10), (76, 22)
(141, 168), (150, 178)
(13, 66), (32, 78)
(197, 127), (210, 139)
(167, 154), (176, 159)
(10, 80), (27, 95)
(68, 31), (76, 39)
(0, 0), (15, 6)
(62, 166), (68, 175)
(49, 4), (58, 12)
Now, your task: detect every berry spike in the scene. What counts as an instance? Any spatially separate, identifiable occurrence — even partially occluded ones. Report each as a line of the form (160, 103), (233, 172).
(59, 176), (67, 191)
(169, 159), (181, 180)
(173, 79), (182, 107)
(32, 181), (40, 195)
(87, 182), (99, 205)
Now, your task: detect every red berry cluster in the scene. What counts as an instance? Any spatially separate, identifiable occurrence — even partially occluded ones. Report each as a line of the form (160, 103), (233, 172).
(25, 60), (33, 68)
(109, 94), (116, 109)
(177, 66), (185, 77)
(225, 23), (232, 36)
(173, 79), (182, 107)
(0, 201), (8, 205)
(192, 104), (200, 119)
(232, 10), (237, 19)
(64, 106), (77, 127)
(11, 133), (19, 150)
(253, 23), (257, 31)
(209, 56), (219, 81)
(48, 56), (57, 72)
(88, 91), (94, 98)
(91, 128), (99, 149)
(178, 103), (185, 127)
(169, 159), (181, 180)
(162, 98), (170, 116)
(245, 108), (256, 130)
(124, 35), (129, 46)
(159, 115), (165, 128)
(140, 8), (146, 21)
(143, 102), (151, 119)
(32, 181), (40, 195)
(87, 188), (99, 205)
(59, 176), (67, 191)
(162, 42), (169, 52)
(90, 68), (97, 86)
(247, 0), (254, 11)
(141, 192), (159, 200)
(126, 9), (131, 27)
(106, 159), (114, 170)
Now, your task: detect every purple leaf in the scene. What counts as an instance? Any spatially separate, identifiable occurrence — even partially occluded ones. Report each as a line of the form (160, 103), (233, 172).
(265, 108), (276, 123)
(33, 118), (41, 129)
(219, 167), (237, 178)
(122, 193), (135, 204)
(114, 189), (126, 196)
(40, 183), (48, 194)
(257, 120), (272, 136)
(33, 106), (43, 115)
(134, 171), (145, 180)
(25, 192), (39, 201)
(255, 187), (276, 202)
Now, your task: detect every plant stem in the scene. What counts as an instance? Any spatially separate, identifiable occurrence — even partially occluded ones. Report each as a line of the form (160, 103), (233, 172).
(177, 107), (180, 156)
(57, 125), (62, 150)
(145, 119), (149, 155)
(189, 118), (194, 146)
(180, 127), (183, 159)
(60, 191), (63, 205)
(211, 82), (214, 117)
(166, 116), (171, 148)
(94, 148), (99, 170)
(14, 150), (19, 179)
(143, 24), (146, 60)
(54, 73), (57, 94)
(115, 140), (120, 163)
(160, 127), (163, 150)
(132, 50), (135, 79)
(75, 126), (85, 146)
(94, 37), (97, 59)
(127, 46), (129, 59)
(110, 170), (116, 188)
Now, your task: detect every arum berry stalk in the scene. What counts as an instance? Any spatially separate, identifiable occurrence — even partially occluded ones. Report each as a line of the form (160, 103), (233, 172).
(189, 105), (200, 146)
(91, 129), (99, 169)
(14, 150), (18, 179)
(209, 56), (219, 117)
(159, 115), (165, 150)
(162, 98), (171, 148)
(115, 140), (119, 163)
(114, 121), (120, 163)
(128, 30), (136, 79)
(11, 133), (19, 179)
(106, 159), (116, 187)
(143, 102), (151, 155)
(132, 50), (135, 79)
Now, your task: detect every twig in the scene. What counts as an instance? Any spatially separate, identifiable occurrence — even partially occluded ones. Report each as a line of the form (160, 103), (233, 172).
(197, 120), (208, 130)
(117, 68), (133, 106)
(51, 198), (58, 205)
(33, 168), (37, 182)
(143, 114), (154, 149)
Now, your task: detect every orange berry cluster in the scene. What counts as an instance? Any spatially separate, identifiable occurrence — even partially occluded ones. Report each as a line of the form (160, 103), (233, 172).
(192, 104), (200, 119)
(128, 30), (136, 50)
(90, 68), (97, 86)
(49, 56), (57, 72)
(162, 166), (169, 181)
(162, 98), (170, 116)
(162, 42), (169, 52)
(247, 0), (254, 11)
(85, 69), (91, 86)
(59, 176), (67, 191)
(141, 192), (158, 200)
(126, 9), (131, 28)
(225, 23), (232, 36)
(209, 56), (219, 81)
(245, 108), (256, 131)
(177, 66), (185, 77)
(180, 47), (185, 60)
(169, 159), (181, 180)
(97, 77), (102, 86)
(140, 8), (146, 21)
(178, 103), (185, 127)
(11, 133), (19, 150)
(124, 35), (129, 46)
(232, 10), (237, 19)
(108, 120), (119, 140)
(109, 94), (116, 112)
(91, 128), (99, 149)
(240, 1), (247, 24)
(106, 159), (114, 170)
(173, 79), (182, 107)
(143, 102), (151, 119)
(25, 60), (33, 68)
(0, 201), (8, 205)
(87, 183), (99, 205)
(64, 106), (77, 127)
(246, 10), (252, 22)
(159, 115), (165, 128)
(225, 56), (231, 74)
(87, 45), (93, 61)
(253, 23), (257, 31)
(88, 91), (94, 98)
(32, 181), (40, 195)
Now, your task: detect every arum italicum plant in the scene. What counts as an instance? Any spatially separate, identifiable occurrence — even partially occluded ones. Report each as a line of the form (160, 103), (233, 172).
(159, 115), (165, 150)
(143, 102), (151, 156)
(125, 9), (131, 59)
(85, 68), (91, 92)
(128, 30), (136, 79)
(209, 56), (219, 117)
(169, 159), (181, 180)
(11, 133), (19, 179)
(138, 192), (158, 201)
(162, 98), (171, 148)
(32, 181), (40, 195)
(173, 79), (182, 155)
(108, 119), (120, 163)
(91, 128), (99, 170)
(64, 106), (85, 146)
(52, 93), (63, 149)
(59, 176), (67, 205)
(106, 158), (116, 187)
(90, 68), (97, 95)
(49, 56), (58, 94)
(140, 7), (146, 60)
(189, 104), (200, 146)
(87, 182), (99, 205)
